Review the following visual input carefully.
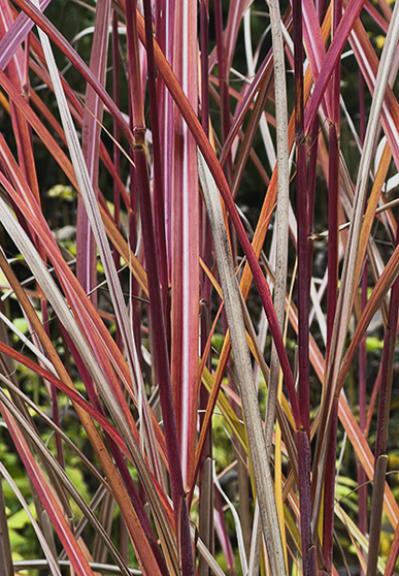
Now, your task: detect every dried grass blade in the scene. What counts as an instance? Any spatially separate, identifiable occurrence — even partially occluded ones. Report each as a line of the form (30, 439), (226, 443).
(199, 154), (286, 576)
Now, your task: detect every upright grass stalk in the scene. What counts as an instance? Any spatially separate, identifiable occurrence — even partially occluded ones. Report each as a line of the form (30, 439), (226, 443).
(0, 475), (13, 576)
(76, 0), (111, 304)
(169, 0), (200, 492)
(112, 11), (121, 263)
(367, 221), (399, 575)
(357, 261), (368, 547)
(263, 0), (290, 458)
(293, 1), (314, 573)
(214, 0), (231, 178)
(142, 0), (168, 314)
(322, 1), (342, 569)
(158, 0), (175, 274)
(198, 4), (214, 574)
(293, 0), (310, 436)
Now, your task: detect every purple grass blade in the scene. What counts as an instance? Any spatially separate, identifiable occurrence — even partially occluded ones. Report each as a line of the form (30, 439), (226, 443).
(142, 0), (168, 313)
(76, 0), (111, 303)
(293, 1), (313, 574)
(170, 0), (200, 490)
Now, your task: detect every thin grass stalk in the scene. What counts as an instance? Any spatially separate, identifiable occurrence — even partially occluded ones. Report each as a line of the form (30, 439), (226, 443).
(306, 115), (320, 282)
(293, 0), (310, 434)
(357, 262), (368, 540)
(322, 2), (342, 568)
(366, 221), (399, 576)
(326, 121), (339, 352)
(359, 72), (366, 142)
(142, 0), (168, 313)
(112, 9), (121, 256)
(385, 520), (399, 575)
(12, 560), (142, 575)
(76, 0), (111, 304)
(236, 447), (251, 557)
(198, 448), (213, 576)
(297, 429), (315, 575)
(41, 303), (64, 470)
(357, 79), (368, 549)
(125, 0), (141, 378)
(263, 0), (290, 461)
(198, 6), (214, 572)
(214, 0), (231, 177)
(328, 0), (343, 339)
(158, 0), (175, 275)
(293, 0), (314, 572)
(200, 0), (210, 134)
(0, 476), (13, 576)
(92, 492), (114, 562)
(214, 492), (236, 574)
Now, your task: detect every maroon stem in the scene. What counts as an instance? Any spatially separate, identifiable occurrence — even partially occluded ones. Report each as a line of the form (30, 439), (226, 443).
(294, 0), (310, 434)
(200, 0), (210, 136)
(326, 124), (339, 351)
(322, 2), (342, 568)
(367, 220), (399, 576)
(297, 430), (316, 575)
(358, 262), (368, 541)
(142, 0), (168, 315)
(214, 0), (232, 178)
(112, 11), (121, 239)
(293, 1), (314, 573)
